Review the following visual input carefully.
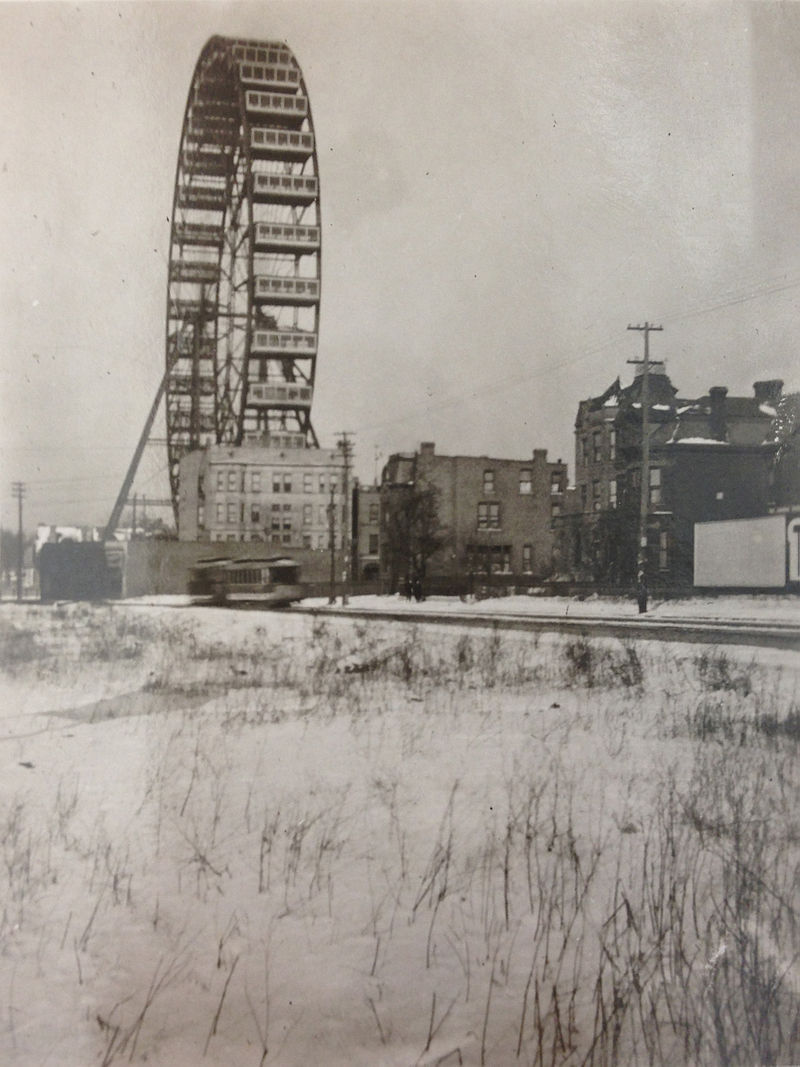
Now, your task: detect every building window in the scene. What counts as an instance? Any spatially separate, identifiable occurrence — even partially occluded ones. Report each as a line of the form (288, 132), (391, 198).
(302, 533), (312, 548)
(609, 479), (617, 509)
(593, 432), (602, 463)
(551, 472), (562, 495)
(609, 429), (616, 460)
(282, 502), (292, 512)
(467, 543), (510, 573)
(250, 504), (260, 524)
(477, 502), (500, 529)
(369, 502), (380, 523)
(522, 544), (532, 572)
(198, 504), (205, 529)
(581, 437), (589, 463)
(216, 469), (225, 492)
(303, 504), (313, 525)
(552, 503), (561, 517)
(216, 503), (224, 523)
(319, 505), (327, 524)
(330, 474), (338, 492)
(580, 485), (587, 510)
(282, 532), (291, 544)
(483, 470), (495, 494)
(592, 480), (601, 511)
(272, 474), (282, 493)
(715, 490), (724, 501)
(251, 471), (261, 493)
(319, 474), (326, 494)
(659, 530), (669, 571)
(649, 468), (662, 506)
(283, 474), (292, 493)
(227, 470), (238, 492)
(226, 502), (237, 524)
(519, 469), (532, 494)
(304, 473), (313, 493)
(369, 533), (379, 555)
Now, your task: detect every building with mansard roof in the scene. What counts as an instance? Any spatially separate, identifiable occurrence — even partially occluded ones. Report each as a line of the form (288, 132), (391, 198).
(557, 366), (787, 587)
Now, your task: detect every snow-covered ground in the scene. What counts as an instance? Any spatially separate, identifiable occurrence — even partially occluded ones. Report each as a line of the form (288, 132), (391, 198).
(304, 591), (800, 624)
(1, 600), (799, 1065)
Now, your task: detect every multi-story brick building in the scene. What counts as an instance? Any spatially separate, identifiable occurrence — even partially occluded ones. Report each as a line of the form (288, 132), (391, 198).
(178, 443), (346, 549)
(381, 442), (567, 586)
(352, 482), (381, 580)
(559, 366), (784, 586)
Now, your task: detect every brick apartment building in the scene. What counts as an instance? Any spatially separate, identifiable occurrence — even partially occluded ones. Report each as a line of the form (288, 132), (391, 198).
(558, 366), (787, 586)
(381, 442), (567, 586)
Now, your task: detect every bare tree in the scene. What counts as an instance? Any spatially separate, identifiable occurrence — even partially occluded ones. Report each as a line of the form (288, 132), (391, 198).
(383, 483), (446, 597)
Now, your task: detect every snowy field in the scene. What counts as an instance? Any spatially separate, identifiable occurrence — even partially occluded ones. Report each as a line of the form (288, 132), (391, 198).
(2, 599), (800, 1066)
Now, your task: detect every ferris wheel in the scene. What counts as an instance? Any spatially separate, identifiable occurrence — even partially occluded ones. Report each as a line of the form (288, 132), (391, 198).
(165, 36), (321, 517)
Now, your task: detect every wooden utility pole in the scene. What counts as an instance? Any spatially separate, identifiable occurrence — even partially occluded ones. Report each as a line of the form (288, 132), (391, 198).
(12, 481), (25, 602)
(627, 322), (663, 614)
(327, 481), (336, 604)
(336, 432), (354, 605)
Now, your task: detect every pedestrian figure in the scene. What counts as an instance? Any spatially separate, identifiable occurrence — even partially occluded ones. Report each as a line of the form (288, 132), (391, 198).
(637, 576), (648, 615)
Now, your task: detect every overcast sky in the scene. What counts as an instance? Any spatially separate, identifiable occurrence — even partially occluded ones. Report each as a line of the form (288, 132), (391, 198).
(2, 0), (799, 528)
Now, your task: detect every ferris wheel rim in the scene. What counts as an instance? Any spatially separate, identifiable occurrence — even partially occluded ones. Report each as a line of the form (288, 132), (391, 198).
(164, 35), (322, 520)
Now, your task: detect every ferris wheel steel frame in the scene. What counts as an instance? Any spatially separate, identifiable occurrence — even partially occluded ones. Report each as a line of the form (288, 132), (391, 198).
(165, 36), (321, 518)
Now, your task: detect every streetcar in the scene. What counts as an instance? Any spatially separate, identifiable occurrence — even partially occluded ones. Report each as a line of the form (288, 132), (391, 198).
(188, 556), (304, 607)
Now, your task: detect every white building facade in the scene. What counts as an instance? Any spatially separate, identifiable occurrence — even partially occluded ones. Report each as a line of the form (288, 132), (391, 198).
(178, 444), (346, 548)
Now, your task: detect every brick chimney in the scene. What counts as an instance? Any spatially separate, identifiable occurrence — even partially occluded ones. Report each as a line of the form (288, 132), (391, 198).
(753, 380), (784, 405)
(419, 442), (435, 456)
(708, 386), (728, 441)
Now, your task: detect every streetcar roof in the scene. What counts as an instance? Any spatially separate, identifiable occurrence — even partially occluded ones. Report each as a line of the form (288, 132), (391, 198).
(229, 555), (297, 566)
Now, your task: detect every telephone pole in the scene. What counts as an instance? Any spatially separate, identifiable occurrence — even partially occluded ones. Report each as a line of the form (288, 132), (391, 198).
(327, 481), (337, 604)
(627, 322), (663, 614)
(12, 481), (25, 602)
(336, 432), (354, 605)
